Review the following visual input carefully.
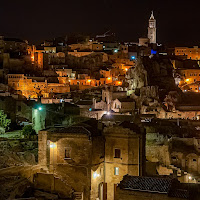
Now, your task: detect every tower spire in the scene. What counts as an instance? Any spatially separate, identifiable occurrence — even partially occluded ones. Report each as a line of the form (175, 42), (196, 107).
(150, 10), (154, 19)
(148, 11), (156, 44)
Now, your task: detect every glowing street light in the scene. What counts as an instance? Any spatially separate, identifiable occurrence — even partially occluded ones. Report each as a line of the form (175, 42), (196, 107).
(185, 79), (190, 82)
(31, 56), (34, 61)
(118, 81), (122, 85)
(131, 56), (135, 60)
(38, 106), (42, 111)
(93, 171), (100, 179)
(50, 143), (56, 148)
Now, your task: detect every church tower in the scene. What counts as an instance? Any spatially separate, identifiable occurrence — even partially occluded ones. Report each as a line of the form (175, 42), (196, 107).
(148, 11), (156, 44)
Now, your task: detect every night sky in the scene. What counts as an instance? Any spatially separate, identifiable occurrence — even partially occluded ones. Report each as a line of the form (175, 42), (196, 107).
(1, 0), (199, 46)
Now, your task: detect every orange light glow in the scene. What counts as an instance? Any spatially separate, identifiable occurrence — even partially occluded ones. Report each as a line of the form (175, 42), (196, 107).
(118, 81), (122, 85)
(125, 68), (128, 71)
(186, 79), (190, 82)
(107, 77), (111, 80)
(87, 79), (91, 82)
(31, 56), (34, 61)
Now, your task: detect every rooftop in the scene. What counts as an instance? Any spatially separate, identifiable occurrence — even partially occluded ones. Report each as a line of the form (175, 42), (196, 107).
(119, 175), (189, 199)
(101, 114), (134, 122)
(117, 97), (134, 102)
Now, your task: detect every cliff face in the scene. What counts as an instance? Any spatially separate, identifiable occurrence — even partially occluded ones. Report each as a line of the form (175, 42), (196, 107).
(127, 56), (182, 112)
(127, 56), (178, 92)
(127, 58), (148, 90)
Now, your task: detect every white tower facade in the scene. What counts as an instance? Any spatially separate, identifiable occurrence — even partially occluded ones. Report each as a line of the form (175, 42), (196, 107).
(148, 11), (156, 44)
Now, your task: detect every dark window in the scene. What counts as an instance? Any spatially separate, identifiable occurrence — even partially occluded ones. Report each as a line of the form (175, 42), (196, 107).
(18, 106), (21, 112)
(114, 149), (121, 158)
(193, 159), (197, 162)
(65, 147), (71, 159)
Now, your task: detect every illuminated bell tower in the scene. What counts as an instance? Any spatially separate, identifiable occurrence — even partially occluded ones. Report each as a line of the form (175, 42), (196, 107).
(148, 11), (156, 44)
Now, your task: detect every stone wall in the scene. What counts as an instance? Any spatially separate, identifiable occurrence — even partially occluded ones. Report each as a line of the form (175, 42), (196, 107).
(34, 173), (72, 198)
(146, 144), (170, 166)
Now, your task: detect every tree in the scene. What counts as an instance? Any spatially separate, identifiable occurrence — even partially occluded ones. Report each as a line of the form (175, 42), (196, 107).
(0, 110), (11, 133)
(22, 125), (36, 139)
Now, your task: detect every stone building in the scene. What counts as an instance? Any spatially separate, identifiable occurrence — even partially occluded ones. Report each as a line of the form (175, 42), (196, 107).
(177, 68), (200, 92)
(8, 74), (70, 99)
(111, 98), (135, 113)
(175, 46), (200, 60)
(103, 124), (145, 200)
(69, 41), (103, 52)
(38, 121), (145, 200)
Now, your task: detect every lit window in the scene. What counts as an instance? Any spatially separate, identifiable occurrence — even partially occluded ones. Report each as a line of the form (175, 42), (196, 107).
(114, 149), (121, 158)
(114, 167), (119, 175)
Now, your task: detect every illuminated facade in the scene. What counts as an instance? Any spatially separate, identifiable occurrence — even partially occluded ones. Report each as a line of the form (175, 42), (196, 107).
(175, 46), (200, 60)
(148, 11), (156, 44)
(177, 69), (200, 92)
(8, 74), (70, 99)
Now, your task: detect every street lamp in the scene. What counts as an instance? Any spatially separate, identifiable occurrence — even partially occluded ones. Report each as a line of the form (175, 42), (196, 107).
(38, 106), (42, 111)
(50, 143), (56, 148)
(93, 171), (100, 179)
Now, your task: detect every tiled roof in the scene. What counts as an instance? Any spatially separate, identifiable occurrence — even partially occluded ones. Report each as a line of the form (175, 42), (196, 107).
(119, 175), (173, 193)
(48, 126), (91, 135)
(117, 98), (134, 102)
(119, 175), (189, 199)
(169, 189), (189, 199)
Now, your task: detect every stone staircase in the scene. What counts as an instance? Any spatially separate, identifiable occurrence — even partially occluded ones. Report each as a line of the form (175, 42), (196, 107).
(157, 163), (199, 183)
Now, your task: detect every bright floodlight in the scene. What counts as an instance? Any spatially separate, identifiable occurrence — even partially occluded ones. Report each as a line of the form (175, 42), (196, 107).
(93, 172), (100, 179)
(189, 176), (192, 180)
(38, 107), (42, 111)
(50, 143), (56, 148)
(131, 56), (135, 60)
(114, 49), (118, 53)
(107, 111), (110, 115)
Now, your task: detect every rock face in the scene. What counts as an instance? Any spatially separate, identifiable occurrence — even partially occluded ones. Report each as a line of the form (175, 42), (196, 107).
(0, 176), (32, 199)
(127, 56), (178, 93)
(127, 58), (148, 91)
(126, 56), (181, 112)
(0, 138), (37, 169)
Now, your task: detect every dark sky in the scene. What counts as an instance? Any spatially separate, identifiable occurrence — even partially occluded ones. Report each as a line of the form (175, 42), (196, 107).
(0, 0), (199, 46)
